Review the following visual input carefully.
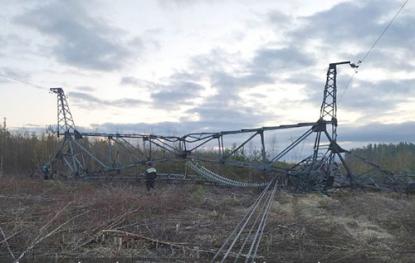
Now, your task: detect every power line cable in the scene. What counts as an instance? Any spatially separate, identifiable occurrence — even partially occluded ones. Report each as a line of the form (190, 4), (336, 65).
(359, 0), (409, 64)
(339, 0), (409, 97)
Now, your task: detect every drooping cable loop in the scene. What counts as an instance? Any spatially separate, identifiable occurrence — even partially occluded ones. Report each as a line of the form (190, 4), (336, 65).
(187, 159), (269, 188)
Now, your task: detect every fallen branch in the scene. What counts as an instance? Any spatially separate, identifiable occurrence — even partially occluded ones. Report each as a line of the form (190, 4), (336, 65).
(71, 206), (142, 251)
(13, 202), (87, 263)
(101, 229), (188, 246)
(0, 230), (21, 245)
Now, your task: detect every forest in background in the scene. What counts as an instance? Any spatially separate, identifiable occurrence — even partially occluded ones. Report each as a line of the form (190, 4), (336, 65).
(345, 143), (415, 174)
(0, 126), (415, 177)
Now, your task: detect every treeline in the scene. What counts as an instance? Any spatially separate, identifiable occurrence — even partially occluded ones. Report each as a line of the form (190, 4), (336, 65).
(346, 142), (415, 174)
(0, 128), (59, 175)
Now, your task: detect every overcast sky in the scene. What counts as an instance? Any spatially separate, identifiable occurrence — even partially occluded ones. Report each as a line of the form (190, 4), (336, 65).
(0, 0), (414, 144)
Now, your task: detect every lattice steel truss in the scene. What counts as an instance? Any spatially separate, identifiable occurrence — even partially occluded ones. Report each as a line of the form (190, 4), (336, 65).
(51, 88), (76, 136)
(45, 61), (408, 192)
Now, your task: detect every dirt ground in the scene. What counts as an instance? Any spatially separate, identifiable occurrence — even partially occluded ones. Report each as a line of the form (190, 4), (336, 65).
(0, 177), (414, 262)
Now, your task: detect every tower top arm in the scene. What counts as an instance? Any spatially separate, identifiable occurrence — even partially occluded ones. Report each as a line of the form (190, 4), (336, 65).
(50, 87), (76, 136)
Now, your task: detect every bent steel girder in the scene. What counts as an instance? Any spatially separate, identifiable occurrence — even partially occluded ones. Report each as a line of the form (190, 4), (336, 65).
(45, 61), (372, 191)
(48, 122), (324, 180)
(66, 121), (332, 163)
(51, 121), (338, 181)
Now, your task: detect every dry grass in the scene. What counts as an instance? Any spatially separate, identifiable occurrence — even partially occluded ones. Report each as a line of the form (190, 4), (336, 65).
(0, 177), (414, 262)
(264, 190), (415, 263)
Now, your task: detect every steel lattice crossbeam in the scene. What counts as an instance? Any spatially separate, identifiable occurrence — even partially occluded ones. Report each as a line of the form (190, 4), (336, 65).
(45, 61), (407, 192)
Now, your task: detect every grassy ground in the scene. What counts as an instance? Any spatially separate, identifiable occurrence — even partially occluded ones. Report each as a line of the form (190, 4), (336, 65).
(0, 176), (414, 262)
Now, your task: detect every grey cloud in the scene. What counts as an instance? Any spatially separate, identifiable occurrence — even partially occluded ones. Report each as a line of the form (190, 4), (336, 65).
(146, 57), (277, 130)
(287, 0), (415, 61)
(88, 120), (222, 135)
(290, 1), (390, 44)
(267, 11), (291, 27)
(120, 76), (156, 89)
(284, 72), (321, 87)
(153, 46), (312, 128)
(339, 122), (415, 142)
(340, 79), (415, 111)
(120, 77), (140, 86)
(207, 47), (315, 99)
(0, 67), (38, 87)
(292, 71), (415, 116)
(0, 67), (30, 80)
(211, 71), (273, 95)
(194, 45), (314, 93)
(68, 91), (147, 109)
(157, 0), (218, 8)
(120, 48), (277, 123)
(250, 47), (315, 74)
(189, 103), (273, 131)
(90, 107), (269, 135)
(15, 1), (140, 71)
(89, 121), (213, 135)
(185, 69), (277, 131)
(188, 46), (315, 102)
(289, 76), (327, 104)
(151, 81), (205, 108)
(74, 86), (95, 92)
(190, 49), (236, 73)
(141, 70), (205, 109)
(90, 121), (189, 135)
(121, 72), (206, 110)
(249, 93), (267, 99)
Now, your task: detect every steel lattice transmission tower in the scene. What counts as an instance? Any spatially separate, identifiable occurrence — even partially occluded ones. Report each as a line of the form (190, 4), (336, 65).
(310, 61), (358, 188)
(51, 88), (76, 137)
(49, 88), (85, 177)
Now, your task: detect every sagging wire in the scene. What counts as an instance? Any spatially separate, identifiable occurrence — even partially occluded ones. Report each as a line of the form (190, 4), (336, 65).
(339, 0), (409, 98)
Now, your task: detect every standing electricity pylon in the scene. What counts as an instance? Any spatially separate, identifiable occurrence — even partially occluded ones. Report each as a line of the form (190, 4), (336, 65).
(49, 88), (85, 177)
(311, 61), (358, 187)
(52, 87), (76, 137)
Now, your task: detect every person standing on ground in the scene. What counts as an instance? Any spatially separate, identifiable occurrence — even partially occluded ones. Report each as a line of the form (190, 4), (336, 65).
(42, 163), (50, 180)
(144, 161), (157, 191)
